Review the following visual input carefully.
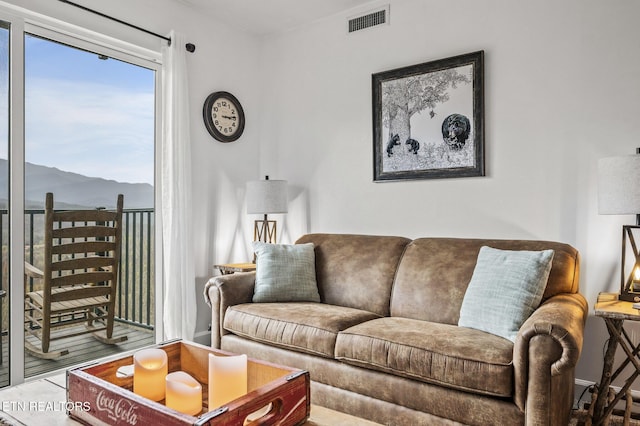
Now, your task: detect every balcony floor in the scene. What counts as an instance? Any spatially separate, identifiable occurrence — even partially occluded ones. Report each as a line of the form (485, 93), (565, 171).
(0, 321), (154, 387)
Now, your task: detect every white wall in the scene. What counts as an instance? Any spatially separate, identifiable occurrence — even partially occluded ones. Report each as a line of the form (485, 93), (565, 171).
(257, 0), (640, 385)
(5, 0), (263, 342)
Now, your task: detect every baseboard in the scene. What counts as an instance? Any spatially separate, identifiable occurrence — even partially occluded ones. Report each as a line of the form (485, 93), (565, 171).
(575, 378), (640, 409)
(192, 330), (211, 346)
(575, 379), (593, 387)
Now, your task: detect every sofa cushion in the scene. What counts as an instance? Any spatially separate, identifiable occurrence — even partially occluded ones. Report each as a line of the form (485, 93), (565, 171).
(252, 241), (321, 303)
(458, 246), (554, 342)
(223, 303), (380, 358)
(390, 238), (579, 325)
(295, 234), (411, 316)
(335, 317), (514, 397)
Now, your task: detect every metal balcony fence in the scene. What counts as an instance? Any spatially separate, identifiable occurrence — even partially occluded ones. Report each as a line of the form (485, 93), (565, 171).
(0, 208), (155, 333)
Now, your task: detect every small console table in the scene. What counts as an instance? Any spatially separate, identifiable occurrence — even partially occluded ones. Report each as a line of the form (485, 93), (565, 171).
(213, 262), (256, 275)
(592, 292), (640, 425)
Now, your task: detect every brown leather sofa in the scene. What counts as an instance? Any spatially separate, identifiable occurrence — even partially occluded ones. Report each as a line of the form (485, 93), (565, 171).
(206, 234), (588, 425)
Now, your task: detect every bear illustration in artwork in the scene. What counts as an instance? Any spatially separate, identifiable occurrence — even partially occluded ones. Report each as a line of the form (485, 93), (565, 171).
(406, 138), (419, 154)
(441, 114), (470, 150)
(386, 134), (400, 157)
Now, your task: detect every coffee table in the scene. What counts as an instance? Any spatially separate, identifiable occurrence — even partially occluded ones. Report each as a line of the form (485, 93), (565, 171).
(0, 372), (380, 425)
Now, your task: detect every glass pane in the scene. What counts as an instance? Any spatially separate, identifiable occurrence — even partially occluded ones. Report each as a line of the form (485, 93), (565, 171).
(0, 21), (9, 388)
(24, 34), (155, 377)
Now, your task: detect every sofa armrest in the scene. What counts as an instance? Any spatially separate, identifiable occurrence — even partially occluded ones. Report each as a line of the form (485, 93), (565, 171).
(513, 292), (588, 420)
(207, 272), (255, 349)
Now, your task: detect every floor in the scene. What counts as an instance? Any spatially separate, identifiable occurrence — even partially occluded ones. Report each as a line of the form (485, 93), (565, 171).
(0, 322), (154, 386)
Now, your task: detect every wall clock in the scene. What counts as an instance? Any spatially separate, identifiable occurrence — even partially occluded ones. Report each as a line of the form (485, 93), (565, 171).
(202, 91), (245, 142)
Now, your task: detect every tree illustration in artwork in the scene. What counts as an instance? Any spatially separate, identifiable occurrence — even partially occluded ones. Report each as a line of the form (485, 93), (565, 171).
(382, 69), (470, 148)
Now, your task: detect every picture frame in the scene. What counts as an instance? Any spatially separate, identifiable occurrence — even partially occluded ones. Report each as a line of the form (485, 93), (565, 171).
(372, 51), (484, 181)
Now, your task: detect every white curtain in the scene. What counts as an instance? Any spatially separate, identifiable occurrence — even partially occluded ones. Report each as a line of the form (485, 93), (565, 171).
(161, 31), (196, 340)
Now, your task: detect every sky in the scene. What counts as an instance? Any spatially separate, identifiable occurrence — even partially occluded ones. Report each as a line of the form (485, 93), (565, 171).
(0, 32), (156, 185)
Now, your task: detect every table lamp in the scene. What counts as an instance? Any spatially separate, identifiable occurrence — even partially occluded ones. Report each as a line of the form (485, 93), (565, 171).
(246, 175), (288, 244)
(598, 149), (640, 302)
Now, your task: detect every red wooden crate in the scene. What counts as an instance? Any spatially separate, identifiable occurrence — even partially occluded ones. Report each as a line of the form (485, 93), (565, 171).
(66, 340), (310, 426)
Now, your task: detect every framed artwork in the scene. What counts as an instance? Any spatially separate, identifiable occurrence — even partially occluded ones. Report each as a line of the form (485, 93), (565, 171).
(372, 51), (484, 181)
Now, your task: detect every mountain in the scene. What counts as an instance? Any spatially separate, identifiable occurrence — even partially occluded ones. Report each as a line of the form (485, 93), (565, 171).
(0, 159), (154, 209)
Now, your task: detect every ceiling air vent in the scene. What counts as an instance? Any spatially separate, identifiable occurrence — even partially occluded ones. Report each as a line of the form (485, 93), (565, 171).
(348, 6), (389, 33)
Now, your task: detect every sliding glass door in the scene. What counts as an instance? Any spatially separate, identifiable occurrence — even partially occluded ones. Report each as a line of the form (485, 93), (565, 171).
(0, 8), (162, 386)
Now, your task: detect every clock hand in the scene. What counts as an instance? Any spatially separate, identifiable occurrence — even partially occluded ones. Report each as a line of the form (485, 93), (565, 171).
(222, 115), (236, 120)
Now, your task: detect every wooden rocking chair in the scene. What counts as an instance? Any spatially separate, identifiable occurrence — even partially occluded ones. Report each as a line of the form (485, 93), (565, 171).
(24, 192), (127, 359)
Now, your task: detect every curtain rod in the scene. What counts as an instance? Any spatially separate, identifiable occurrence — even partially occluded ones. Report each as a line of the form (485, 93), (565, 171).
(58, 0), (196, 52)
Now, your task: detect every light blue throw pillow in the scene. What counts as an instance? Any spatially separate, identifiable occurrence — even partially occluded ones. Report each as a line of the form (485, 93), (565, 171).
(458, 246), (554, 342)
(252, 242), (321, 303)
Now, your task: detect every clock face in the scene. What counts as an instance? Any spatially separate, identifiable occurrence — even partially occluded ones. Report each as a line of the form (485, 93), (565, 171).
(211, 97), (238, 137)
(203, 91), (245, 142)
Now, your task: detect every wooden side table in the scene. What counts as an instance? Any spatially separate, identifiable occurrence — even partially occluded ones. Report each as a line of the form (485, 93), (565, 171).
(592, 292), (640, 425)
(214, 262), (256, 275)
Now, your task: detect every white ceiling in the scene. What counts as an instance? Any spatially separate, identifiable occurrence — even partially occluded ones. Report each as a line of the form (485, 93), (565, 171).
(173, 0), (378, 36)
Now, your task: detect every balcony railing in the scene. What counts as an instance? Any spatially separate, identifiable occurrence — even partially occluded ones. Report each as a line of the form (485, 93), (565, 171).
(1, 208), (155, 330)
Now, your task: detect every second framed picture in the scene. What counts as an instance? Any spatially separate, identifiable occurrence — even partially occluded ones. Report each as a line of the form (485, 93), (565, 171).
(372, 51), (484, 181)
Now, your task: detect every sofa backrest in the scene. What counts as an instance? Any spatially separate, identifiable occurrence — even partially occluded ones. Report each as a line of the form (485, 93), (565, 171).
(296, 233), (411, 316)
(390, 238), (580, 325)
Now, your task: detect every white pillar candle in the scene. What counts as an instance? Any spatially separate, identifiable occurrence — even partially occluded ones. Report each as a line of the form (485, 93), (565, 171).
(208, 353), (247, 410)
(165, 371), (202, 415)
(133, 348), (168, 402)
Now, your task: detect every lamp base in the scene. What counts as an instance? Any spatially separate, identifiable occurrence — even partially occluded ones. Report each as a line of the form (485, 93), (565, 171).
(618, 292), (640, 303)
(620, 225), (640, 302)
(254, 219), (277, 244)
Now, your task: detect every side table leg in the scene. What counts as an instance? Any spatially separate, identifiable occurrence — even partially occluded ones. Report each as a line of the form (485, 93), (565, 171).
(624, 388), (632, 425)
(592, 319), (622, 425)
(585, 388), (597, 426)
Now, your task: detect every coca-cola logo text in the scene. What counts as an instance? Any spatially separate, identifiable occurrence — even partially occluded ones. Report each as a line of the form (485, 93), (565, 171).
(95, 390), (139, 425)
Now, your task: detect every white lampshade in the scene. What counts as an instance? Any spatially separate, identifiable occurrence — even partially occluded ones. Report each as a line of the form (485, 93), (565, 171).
(246, 178), (288, 214)
(598, 154), (640, 215)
